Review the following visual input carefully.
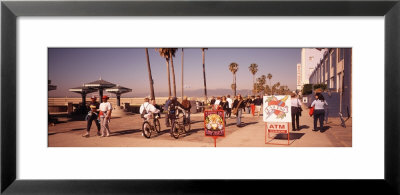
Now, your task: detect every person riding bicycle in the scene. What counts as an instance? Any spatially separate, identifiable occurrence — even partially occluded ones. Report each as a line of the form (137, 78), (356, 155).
(181, 96), (192, 125)
(167, 97), (186, 134)
(140, 97), (160, 121)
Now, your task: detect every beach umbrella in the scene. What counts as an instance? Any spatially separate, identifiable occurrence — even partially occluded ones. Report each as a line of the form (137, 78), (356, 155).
(105, 85), (132, 106)
(69, 85), (97, 107)
(48, 80), (57, 91)
(84, 77), (116, 103)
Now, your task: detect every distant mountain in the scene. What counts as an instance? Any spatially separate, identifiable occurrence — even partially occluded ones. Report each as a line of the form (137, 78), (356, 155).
(50, 88), (255, 98)
(136, 88), (254, 98)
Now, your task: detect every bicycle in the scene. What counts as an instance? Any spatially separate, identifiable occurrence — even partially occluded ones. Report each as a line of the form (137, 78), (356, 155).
(141, 113), (161, 139)
(170, 107), (191, 139)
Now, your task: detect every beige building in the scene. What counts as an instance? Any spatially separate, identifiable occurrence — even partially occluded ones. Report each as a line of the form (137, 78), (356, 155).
(299, 48), (326, 90)
(296, 63), (302, 90)
(309, 48), (352, 115)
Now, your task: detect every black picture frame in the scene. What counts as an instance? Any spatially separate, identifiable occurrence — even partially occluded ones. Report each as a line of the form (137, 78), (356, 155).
(1, 0), (399, 194)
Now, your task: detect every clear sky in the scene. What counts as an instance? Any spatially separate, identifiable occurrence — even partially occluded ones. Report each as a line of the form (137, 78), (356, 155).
(48, 48), (301, 97)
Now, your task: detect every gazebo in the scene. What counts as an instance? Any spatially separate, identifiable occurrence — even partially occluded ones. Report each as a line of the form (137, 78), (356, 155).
(84, 77), (116, 103)
(105, 85), (132, 106)
(69, 85), (97, 107)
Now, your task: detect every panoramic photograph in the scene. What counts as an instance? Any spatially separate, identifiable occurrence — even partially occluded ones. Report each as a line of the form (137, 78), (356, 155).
(48, 48), (352, 147)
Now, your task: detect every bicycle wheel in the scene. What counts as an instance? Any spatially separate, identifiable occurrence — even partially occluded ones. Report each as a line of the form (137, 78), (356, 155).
(154, 118), (161, 133)
(142, 121), (152, 138)
(171, 120), (179, 139)
(184, 118), (191, 133)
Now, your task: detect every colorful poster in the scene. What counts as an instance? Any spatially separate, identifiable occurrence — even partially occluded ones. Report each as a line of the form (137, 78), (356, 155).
(263, 95), (291, 122)
(204, 110), (225, 137)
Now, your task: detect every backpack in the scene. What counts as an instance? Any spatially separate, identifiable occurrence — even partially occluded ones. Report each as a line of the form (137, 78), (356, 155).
(141, 103), (149, 118)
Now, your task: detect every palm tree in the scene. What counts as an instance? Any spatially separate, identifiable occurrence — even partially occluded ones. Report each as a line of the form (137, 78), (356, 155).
(229, 62), (239, 96)
(145, 48), (155, 100)
(156, 48), (172, 97)
(267, 73), (272, 95)
(181, 48), (184, 100)
(248, 63), (258, 95)
(169, 48), (178, 97)
(201, 48), (208, 103)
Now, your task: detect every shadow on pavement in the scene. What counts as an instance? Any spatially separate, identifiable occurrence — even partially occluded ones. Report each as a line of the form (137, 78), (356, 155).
(48, 128), (87, 136)
(298, 125), (310, 130)
(111, 129), (141, 136)
(319, 126), (331, 133)
(183, 127), (204, 136)
(274, 133), (305, 140)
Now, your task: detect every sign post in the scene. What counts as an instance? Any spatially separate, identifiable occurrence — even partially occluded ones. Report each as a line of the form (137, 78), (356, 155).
(263, 95), (292, 145)
(204, 110), (225, 147)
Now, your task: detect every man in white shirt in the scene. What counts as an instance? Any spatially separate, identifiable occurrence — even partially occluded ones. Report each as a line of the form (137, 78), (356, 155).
(214, 97), (221, 109)
(226, 95), (233, 118)
(140, 97), (160, 121)
(99, 96), (112, 137)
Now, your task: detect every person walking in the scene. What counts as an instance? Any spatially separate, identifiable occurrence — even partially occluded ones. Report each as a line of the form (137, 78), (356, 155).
(214, 96), (221, 110)
(219, 96), (229, 125)
(99, 95), (112, 137)
(210, 96), (216, 105)
(253, 95), (262, 117)
(245, 95), (252, 114)
(164, 96), (172, 127)
(290, 93), (302, 131)
(232, 94), (245, 127)
(226, 95), (233, 118)
(82, 96), (101, 137)
(311, 93), (328, 131)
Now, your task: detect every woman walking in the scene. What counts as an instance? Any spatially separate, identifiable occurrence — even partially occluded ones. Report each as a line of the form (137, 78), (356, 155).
(219, 96), (230, 125)
(290, 93), (302, 131)
(311, 93), (328, 131)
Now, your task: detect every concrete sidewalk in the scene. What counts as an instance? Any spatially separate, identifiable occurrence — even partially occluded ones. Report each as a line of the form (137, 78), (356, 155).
(217, 109), (352, 147)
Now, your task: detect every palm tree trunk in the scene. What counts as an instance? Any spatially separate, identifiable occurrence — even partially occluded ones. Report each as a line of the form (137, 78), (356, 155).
(234, 74), (237, 96)
(202, 49), (207, 103)
(165, 58), (172, 97)
(145, 48), (155, 100)
(181, 48), (184, 100)
(253, 74), (255, 95)
(170, 53), (177, 97)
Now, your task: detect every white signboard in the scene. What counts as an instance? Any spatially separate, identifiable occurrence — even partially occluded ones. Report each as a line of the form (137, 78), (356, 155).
(263, 95), (291, 122)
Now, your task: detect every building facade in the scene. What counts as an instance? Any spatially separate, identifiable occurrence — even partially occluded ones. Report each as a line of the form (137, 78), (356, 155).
(299, 48), (326, 90)
(309, 48), (352, 116)
(296, 63), (302, 90)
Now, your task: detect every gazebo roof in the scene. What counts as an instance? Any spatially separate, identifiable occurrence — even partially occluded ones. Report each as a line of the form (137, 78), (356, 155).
(69, 86), (97, 94)
(48, 80), (57, 91)
(84, 77), (116, 88)
(48, 84), (57, 91)
(105, 85), (132, 94)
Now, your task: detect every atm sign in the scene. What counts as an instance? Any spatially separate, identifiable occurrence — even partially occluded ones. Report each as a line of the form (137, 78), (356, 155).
(267, 122), (288, 133)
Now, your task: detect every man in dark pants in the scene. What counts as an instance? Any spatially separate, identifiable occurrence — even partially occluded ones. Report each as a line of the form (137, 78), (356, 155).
(83, 96), (101, 137)
(164, 97), (172, 127)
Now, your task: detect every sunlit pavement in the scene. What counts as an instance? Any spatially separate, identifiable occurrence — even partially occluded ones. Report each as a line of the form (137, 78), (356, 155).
(48, 109), (351, 147)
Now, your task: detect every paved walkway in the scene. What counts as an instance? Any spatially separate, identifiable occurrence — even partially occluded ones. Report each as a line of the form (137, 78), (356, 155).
(48, 108), (351, 147)
(218, 112), (352, 147)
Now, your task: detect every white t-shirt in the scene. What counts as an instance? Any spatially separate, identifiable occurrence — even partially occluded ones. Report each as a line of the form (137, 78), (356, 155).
(214, 100), (221, 106)
(311, 100), (328, 110)
(140, 102), (159, 115)
(99, 102), (112, 112)
(290, 98), (301, 108)
(227, 98), (233, 108)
